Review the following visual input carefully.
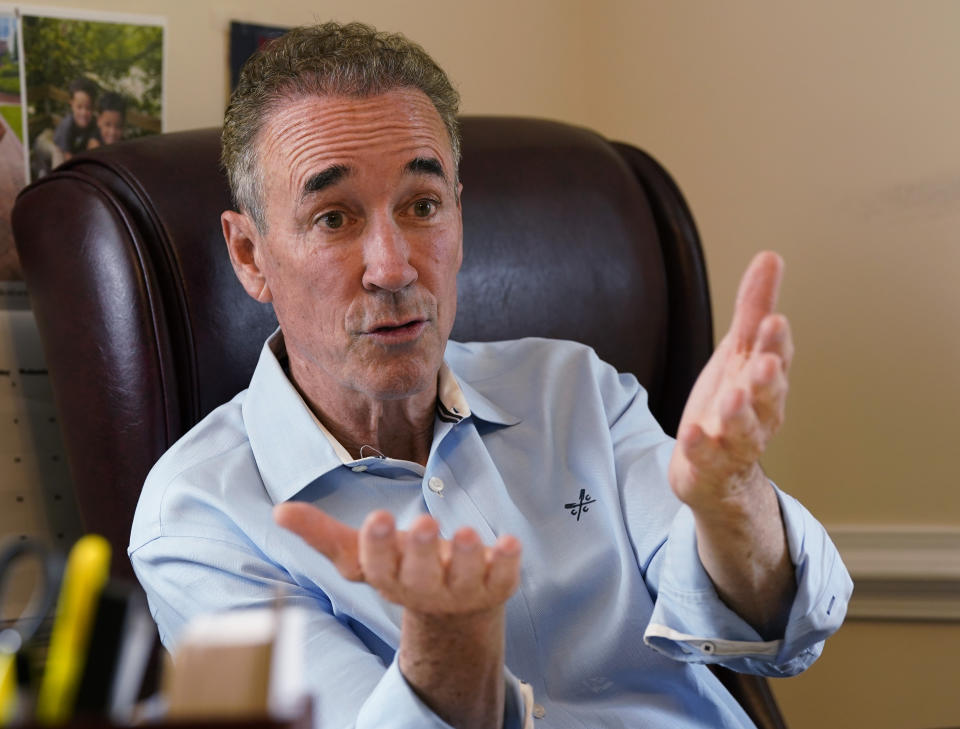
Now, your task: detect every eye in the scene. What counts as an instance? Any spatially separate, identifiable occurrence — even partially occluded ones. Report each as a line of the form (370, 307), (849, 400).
(317, 211), (346, 229)
(411, 199), (438, 218)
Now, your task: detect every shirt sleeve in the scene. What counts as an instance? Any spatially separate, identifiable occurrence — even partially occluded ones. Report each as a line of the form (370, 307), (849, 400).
(52, 114), (73, 151)
(130, 532), (530, 729)
(597, 356), (853, 677)
(641, 486), (854, 677)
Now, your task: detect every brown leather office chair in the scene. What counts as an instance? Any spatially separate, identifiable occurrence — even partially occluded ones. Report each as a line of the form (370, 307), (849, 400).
(12, 117), (787, 729)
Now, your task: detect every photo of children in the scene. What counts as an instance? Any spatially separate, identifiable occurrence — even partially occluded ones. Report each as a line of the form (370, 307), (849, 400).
(22, 12), (163, 184)
(5, 9), (164, 282)
(0, 11), (25, 283)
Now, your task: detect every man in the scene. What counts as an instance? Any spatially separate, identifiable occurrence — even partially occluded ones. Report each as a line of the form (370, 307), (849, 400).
(130, 21), (852, 729)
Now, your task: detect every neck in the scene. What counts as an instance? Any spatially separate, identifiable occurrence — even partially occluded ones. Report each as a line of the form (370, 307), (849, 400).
(322, 397), (437, 466)
(289, 373), (438, 468)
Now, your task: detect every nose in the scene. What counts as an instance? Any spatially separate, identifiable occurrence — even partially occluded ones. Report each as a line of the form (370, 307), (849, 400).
(361, 219), (418, 292)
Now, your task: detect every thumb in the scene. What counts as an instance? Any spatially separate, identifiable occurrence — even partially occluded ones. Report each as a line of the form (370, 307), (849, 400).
(274, 502), (363, 581)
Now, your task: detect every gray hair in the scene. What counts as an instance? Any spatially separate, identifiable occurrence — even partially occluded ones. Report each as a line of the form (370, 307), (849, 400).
(221, 21), (461, 232)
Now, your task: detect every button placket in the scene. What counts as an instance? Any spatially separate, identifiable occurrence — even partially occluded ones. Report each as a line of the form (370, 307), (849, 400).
(421, 429), (498, 545)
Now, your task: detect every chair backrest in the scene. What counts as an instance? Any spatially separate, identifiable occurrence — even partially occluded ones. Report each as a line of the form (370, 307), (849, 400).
(12, 117), (785, 729)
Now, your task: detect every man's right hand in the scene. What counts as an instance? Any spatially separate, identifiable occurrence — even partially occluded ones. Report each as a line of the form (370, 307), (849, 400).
(274, 503), (521, 613)
(274, 502), (522, 729)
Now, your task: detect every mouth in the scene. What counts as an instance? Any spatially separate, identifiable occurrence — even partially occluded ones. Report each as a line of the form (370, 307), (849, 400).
(364, 318), (428, 343)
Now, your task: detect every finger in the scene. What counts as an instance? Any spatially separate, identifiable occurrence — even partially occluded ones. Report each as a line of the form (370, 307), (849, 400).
(748, 353), (788, 432)
(447, 528), (485, 599)
(274, 502), (362, 581)
(717, 387), (763, 461)
(730, 252), (784, 349)
(358, 510), (400, 589)
(677, 420), (707, 455)
(675, 422), (719, 481)
(755, 313), (794, 373)
(485, 535), (522, 602)
(683, 390), (760, 477)
(399, 515), (444, 595)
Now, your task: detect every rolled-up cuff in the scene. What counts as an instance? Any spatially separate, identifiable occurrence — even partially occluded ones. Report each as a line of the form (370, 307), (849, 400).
(643, 485), (853, 677)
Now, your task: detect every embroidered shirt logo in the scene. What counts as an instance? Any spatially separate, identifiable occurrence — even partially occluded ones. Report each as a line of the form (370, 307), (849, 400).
(564, 489), (596, 521)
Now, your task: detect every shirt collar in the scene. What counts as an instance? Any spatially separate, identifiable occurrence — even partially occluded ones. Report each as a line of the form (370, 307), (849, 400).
(243, 330), (521, 505)
(445, 363), (522, 428)
(242, 330), (345, 504)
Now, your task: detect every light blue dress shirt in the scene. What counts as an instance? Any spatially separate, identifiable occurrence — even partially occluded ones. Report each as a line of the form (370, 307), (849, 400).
(129, 332), (852, 729)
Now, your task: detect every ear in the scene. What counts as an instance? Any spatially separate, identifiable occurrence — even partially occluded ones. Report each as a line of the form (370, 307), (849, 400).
(221, 210), (273, 303)
(455, 181), (464, 268)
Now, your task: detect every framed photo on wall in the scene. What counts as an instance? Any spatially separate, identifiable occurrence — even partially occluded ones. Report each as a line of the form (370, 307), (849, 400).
(0, 8), (23, 284)
(20, 8), (165, 185)
(0, 5), (165, 284)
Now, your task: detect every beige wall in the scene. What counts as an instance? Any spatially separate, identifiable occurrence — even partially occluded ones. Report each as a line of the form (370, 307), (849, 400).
(774, 619), (960, 728)
(588, 3), (960, 527)
(19, 1), (960, 726)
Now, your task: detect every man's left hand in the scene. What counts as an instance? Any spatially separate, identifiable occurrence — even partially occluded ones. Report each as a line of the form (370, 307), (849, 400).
(669, 250), (792, 511)
(667, 251), (796, 636)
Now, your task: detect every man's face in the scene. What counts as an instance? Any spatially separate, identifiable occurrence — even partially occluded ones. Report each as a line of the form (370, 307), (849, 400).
(245, 88), (463, 407)
(70, 91), (93, 128)
(97, 110), (124, 144)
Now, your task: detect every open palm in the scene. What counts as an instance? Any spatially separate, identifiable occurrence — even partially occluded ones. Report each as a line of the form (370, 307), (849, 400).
(668, 251), (794, 510)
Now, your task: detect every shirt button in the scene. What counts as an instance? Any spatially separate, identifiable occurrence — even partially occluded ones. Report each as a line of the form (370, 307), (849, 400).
(351, 465), (367, 473)
(532, 704), (546, 719)
(427, 477), (445, 495)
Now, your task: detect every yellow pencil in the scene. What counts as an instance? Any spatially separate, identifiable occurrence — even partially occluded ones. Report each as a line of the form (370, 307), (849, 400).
(0, 651), (16, 725)
(35, 535), (111, 724)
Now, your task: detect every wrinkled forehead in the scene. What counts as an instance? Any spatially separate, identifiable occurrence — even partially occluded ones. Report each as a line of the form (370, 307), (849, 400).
(255, 88), (455, 187)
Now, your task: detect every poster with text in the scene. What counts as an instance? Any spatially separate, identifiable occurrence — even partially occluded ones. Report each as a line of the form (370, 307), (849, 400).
(229, 20), (288, 92)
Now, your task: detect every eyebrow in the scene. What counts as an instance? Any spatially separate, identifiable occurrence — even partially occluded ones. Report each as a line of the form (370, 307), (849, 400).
(406, 156), (447, 182)
(299, 157), (447, 200)
(302, 164), (350, 198)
